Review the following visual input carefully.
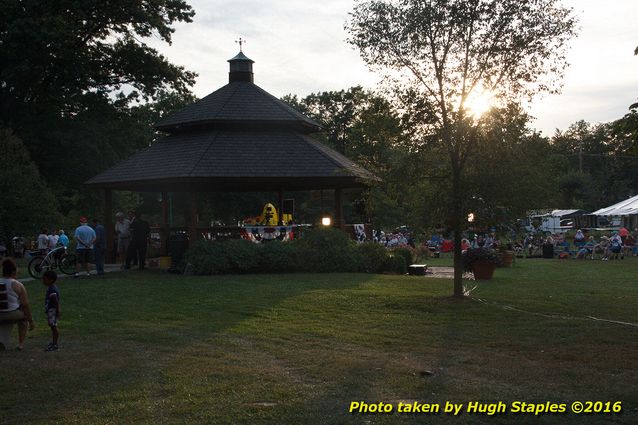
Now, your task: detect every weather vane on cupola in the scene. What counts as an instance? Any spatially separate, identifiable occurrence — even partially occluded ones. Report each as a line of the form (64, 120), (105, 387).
(235, 36), (246, 52)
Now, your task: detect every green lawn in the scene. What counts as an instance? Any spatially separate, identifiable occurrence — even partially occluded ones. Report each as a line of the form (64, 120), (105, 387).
(1, 258), (637, 424)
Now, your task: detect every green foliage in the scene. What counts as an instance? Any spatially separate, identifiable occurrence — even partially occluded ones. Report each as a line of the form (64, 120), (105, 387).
(552, 119), (638, 209)
(461, 248), (501, 272)
(413, 245), (431, 262)
(0, 130), (61, 245)
(391, 247), (414, 267)
(557, 172), (590, 208)
(295, 228), (360, 273)
(464, 104), (562, 222)
(184, 229), (418, 275)
(0, 1), (197, 221)
(220, 239), (261, 274)
(388, 254), (407, 275)
(1, 1), (195, 124)
(283, 87), (414, 229)
(259, 241), (303, 274)
(184, 240), (230, 275)
(356, 242), (390, 273)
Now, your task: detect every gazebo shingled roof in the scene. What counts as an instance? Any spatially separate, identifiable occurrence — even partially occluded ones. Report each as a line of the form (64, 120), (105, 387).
(86, 51), (379, 192)
(85, 129), (377, 192)
(153, 81), (322, 133)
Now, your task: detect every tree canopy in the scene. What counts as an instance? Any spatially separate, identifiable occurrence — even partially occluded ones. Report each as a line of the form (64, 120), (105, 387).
(0, 130), (61, 244)
(0, 0), (198, 227)
(0, 0), (195, 128)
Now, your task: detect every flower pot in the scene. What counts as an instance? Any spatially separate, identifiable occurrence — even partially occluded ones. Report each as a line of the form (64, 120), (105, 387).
(472, 261), (496, 280)
(499, 250), (514, 267)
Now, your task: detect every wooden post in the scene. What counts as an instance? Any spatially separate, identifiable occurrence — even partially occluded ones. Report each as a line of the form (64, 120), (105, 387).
(104, 189), (114, 263)
(334, 188), (344, 230)
(278, 188), (284, 225)
(161, 191), (169, 256)
(189, 192), (198, 245)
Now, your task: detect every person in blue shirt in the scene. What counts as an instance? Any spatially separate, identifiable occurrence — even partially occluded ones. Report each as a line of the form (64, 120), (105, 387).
(42, 270), (60, 352)
(91, 218), (107, 276)
(74, 217), (96, 277)
(57, 230), (69, 247)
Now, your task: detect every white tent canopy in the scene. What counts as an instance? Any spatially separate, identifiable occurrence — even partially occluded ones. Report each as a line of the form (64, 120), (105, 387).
(551, 209), (585, 217)
(591, 194), (638, 216)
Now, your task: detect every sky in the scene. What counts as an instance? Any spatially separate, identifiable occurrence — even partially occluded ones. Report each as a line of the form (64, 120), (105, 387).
(149, 0), (638, 136)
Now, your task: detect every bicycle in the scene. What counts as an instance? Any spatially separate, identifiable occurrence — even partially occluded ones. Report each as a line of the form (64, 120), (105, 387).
(28, 246), (77, 279)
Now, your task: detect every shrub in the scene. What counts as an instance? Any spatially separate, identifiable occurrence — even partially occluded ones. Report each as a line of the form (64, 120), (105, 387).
(259, 240), (303, 273)
(413, 245), (431, 261)
(388, 254), (407, 274)
(185, 228), (389, 275)
(185, 240), (230, 275)
(222, 239), (261, 273)
(392, 247), (414, 266)
(298, 228), (360, 273)
(356, 242), (390, 273)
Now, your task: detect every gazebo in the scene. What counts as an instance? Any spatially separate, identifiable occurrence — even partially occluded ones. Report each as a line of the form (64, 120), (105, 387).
(86, 50), (379, 257)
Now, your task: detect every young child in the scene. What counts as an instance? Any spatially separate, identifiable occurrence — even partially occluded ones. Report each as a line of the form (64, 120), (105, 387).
(42, 270), (60, 352)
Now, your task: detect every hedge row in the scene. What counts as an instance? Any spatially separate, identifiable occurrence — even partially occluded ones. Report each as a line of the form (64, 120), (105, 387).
(184, 228), (413, 275)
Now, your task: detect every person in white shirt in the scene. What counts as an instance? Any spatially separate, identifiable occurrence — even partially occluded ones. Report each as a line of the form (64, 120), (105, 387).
(37, 228), (50, 253)
(115, 212), (132, 266)
(0, 258), (35, 350)
(47, 231), (58, 250)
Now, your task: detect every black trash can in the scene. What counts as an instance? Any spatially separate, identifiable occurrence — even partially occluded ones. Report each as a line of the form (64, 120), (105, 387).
(542, 243), (554, 259)
(168, 232), (189, 273)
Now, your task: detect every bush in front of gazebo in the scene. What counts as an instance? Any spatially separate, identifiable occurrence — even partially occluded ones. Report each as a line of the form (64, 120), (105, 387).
(185, 228), (406, 275)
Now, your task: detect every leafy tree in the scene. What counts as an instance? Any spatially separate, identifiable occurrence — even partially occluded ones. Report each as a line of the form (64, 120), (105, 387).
(465, 104), (560, 224)
(552, 119), (638, 209)
(0, 0), (197, 218)
(347, 0), (577, 297)
(284, 88), (417, 229)
(0, 130), (61, 247)
(611, 46), (638, 168)
(0, 0), (195, 127)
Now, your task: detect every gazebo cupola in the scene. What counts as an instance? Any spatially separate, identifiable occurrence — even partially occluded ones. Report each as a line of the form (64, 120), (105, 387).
(228, 51), (254, 83)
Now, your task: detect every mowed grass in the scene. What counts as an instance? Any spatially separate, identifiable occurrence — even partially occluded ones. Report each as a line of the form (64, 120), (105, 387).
(1, 258), (637, 424)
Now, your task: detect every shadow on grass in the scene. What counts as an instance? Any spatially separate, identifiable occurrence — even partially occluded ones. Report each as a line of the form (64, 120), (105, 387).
(0, 271), (377, 424)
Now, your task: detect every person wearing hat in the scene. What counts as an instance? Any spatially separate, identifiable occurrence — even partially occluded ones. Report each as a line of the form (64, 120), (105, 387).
(597, 235), (610, 261)
(74, 217), (96, 277)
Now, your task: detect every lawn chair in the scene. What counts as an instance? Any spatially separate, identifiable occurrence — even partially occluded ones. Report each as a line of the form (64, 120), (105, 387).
(589, 245), (604, 260)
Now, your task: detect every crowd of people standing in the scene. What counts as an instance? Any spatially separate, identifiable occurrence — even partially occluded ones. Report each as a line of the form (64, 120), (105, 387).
(27, 211), (151, 277)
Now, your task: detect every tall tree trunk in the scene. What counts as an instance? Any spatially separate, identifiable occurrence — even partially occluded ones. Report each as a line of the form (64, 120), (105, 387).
(451, 156), (464, 298)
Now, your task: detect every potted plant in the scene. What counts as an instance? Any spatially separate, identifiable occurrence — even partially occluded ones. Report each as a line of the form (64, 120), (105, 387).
(497, 243), (515, 267)
(462, 247), (501, 280)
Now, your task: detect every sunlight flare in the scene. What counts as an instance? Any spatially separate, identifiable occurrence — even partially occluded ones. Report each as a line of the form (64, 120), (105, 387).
(464, 90), (494, 117)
